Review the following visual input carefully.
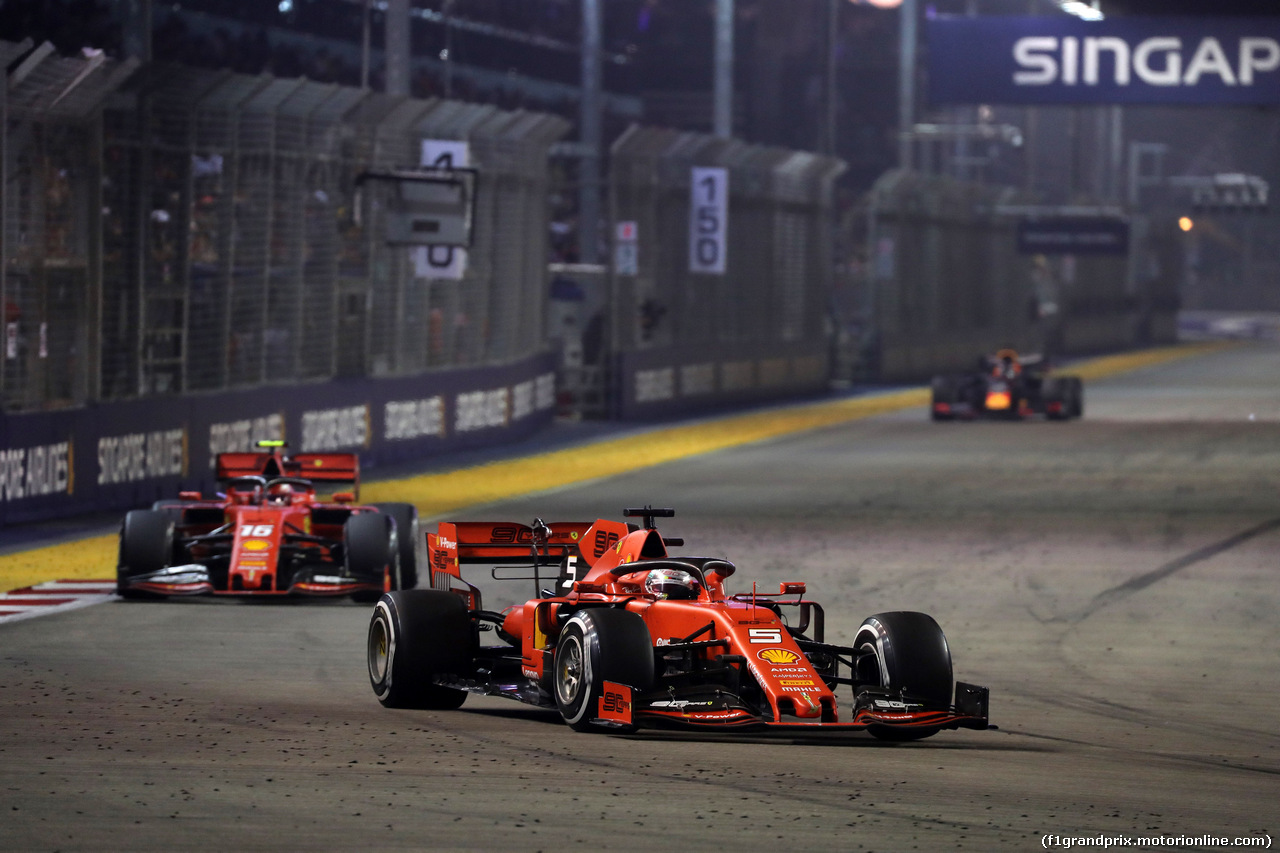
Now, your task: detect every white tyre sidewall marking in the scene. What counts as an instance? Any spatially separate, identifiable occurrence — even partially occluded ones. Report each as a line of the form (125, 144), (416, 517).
(561, 612), (596, 726)
(371, 599), (397, 699)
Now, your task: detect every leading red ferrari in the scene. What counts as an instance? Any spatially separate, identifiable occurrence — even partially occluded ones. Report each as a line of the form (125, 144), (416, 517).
(368, 507), (989, 739)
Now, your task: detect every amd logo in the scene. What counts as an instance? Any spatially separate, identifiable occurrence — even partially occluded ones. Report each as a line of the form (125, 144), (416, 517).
(1014, 35), (1280, 88)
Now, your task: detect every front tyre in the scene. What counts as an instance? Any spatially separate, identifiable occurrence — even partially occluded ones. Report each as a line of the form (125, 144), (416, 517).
(553, 608), (654, 733)
(117, 510), (174, 599)
(368, 590), (472, 709)
(854, 611), (953, 741)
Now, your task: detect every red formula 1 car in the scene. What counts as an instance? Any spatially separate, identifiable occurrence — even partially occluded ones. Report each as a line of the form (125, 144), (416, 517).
(117, 441), (419, 600)
(367, 507), (989, 739)
(931, 349), (1084, 421)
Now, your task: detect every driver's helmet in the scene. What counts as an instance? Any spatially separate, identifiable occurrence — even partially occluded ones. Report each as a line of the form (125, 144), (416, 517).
(266, 483), (294, 505)
(994, 349), (1021, 378)
(644, 567), (700, 600)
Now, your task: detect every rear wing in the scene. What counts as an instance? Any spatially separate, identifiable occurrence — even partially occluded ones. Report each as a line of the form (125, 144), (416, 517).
(423, 512), (681, 601)
(426, 519), (588, 573)
(215, 451), (360, 495)
(981, 351), (1047, 369)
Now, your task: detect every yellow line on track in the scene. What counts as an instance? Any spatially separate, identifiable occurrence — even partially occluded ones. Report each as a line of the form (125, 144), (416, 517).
(0, 341), (1232, 591)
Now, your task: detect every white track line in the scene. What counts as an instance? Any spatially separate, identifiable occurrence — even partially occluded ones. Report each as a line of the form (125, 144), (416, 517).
(0, 580), (116, 625)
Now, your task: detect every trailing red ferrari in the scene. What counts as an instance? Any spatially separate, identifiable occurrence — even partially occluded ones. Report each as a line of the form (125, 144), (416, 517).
(367, 507), (990, 739)
(116, 441), (418, 600)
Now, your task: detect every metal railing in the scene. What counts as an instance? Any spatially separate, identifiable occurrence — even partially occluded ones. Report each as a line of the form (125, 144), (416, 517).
(2, 42), (568, 413)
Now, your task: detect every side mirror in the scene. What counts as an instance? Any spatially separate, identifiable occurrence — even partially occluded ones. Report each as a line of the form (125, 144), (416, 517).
(704, 560), (736, 584)
(178, 491), (202, 501)
(779, 582), (806, 595)
(332, 492), (355, 503)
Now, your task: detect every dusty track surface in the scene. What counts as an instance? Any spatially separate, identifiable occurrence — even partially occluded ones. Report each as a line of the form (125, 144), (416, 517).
(3, 344), (1278, 851)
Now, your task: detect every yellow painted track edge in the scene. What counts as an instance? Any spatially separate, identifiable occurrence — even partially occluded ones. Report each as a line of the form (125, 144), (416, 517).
(0, 341), (1233, 590)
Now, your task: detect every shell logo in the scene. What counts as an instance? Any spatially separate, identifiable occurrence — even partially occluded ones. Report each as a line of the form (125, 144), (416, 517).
(242, 539), (272, 552)
(757, 648), (800, 665)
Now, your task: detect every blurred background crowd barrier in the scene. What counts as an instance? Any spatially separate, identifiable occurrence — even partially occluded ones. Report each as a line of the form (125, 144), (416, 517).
(2, 41), (567, 413)
(856, 170), (1181, 382)
(0, 35), (1193, 524)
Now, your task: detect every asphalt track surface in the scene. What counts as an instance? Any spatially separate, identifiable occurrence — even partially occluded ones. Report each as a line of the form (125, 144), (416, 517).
(2, 342), (1278, 851)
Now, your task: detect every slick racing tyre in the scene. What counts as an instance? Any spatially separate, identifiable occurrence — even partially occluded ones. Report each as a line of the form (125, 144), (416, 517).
(930, 376), (959, 421)
(1069, 377), (1084, 418)
(117, 509), (174, 599)
(854, 611), (954, 741)
(370, 503), (420, 590)
(150, 501), (185, 526)
(553, 608), (654, 734)
(346, 511), (399, 603)
(368, 590), (473, 709)
(1044, 377), (1070, 421)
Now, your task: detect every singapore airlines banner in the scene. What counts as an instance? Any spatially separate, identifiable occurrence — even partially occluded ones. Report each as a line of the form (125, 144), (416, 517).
(927, 16), (1280, 105)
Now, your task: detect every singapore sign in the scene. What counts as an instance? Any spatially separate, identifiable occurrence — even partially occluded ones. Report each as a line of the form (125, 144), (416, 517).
(927, 16), (1280, 105)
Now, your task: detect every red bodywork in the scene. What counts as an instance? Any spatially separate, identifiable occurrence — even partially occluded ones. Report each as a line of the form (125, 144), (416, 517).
(420, 510), (990, 735)
(118, 446), (395, 598)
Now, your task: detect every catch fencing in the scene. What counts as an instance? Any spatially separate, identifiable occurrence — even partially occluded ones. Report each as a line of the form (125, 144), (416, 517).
(599, 126), (846, 418)
(1, 41), (570, 524)
(857, 170), (1180, 381)
(2, 41), (568, 413)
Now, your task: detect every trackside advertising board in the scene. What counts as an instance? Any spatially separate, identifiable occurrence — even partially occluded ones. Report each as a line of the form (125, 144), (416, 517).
(927, 16), (1280, 105)
(0, 352), (555, 526)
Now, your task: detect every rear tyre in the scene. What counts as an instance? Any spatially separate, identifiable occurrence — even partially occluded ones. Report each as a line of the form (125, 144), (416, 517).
(930, 376), (958, 421)
(346, 511), (399, 603)
(1069, 377), (1084, 418)
(117, 510), (174, 599)
(553, 608), (654, 733)
(150, 501), (185, 525)
(368, 590), (472, 709)
(1043, 378), (1069, 421)
(854, 611), (953, 741)
(370, 503), (420, 590)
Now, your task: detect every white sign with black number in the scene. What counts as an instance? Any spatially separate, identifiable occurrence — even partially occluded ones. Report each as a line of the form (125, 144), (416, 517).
(414, 140), (470, 280)
(689, 167), (728, 275)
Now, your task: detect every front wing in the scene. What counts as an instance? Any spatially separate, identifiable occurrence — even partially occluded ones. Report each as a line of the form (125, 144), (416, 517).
(117, 563), (385, 597)
(601, 681), (990, 733)
(437, 665), (991, 736)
